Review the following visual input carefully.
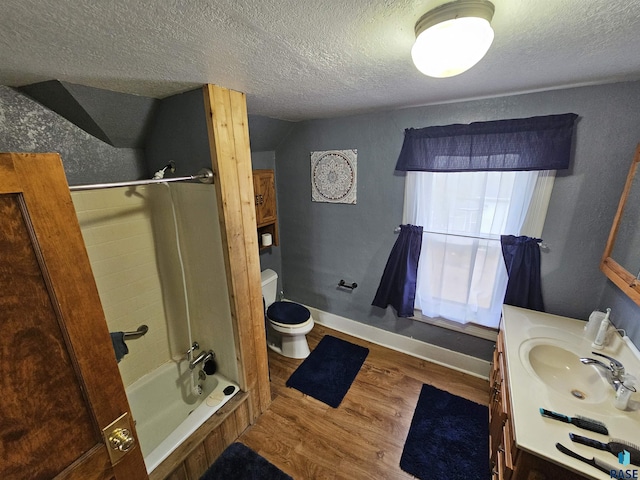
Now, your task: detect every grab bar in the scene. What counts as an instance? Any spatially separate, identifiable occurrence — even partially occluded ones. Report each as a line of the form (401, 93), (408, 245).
(123, 325), (149, 340)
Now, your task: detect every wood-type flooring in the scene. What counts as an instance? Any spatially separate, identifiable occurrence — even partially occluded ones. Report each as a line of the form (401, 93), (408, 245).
(238, 324), (490, 479)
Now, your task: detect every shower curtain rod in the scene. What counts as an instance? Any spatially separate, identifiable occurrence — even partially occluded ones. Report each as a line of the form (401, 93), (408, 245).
(69, 168), (214, 192)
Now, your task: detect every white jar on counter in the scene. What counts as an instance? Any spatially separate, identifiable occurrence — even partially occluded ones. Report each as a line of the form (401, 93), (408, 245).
(614, 374), (637, 410)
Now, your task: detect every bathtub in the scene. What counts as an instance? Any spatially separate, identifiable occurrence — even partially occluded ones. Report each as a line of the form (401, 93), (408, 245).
(125, 360), (240, 473)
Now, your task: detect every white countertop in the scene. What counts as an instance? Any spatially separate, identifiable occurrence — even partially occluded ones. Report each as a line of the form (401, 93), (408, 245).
(502, 305), (640, 479)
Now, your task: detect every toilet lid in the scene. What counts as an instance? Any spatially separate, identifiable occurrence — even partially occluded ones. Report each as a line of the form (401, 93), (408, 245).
(267, 301), (310, 325)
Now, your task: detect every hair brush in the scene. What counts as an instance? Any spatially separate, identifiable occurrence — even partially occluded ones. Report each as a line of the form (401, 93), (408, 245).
(539, 408), (608, 435)
(569, 433), (640, 466)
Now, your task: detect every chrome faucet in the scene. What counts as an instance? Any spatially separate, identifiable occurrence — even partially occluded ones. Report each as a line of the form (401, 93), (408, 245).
(579, 351), (625, 391)
(189, 350), (215, 370)
(186, 342), (199, 358)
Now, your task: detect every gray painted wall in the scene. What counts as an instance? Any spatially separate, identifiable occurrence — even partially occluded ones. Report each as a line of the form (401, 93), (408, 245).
(144, 89), (211, 177)
(0, 86), (147, 185)
(248, 115), (294, 152)
(274, 80), (640, 358)
(19, 81), (159, 148)
(3, 79), (638, 361)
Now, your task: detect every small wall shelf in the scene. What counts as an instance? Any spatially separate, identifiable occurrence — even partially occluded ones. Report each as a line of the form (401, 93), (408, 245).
(253, 169), (278, 249)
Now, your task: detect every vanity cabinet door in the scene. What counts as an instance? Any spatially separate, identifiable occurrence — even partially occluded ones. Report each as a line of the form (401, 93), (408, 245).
(490, 346), (510, 479)
(490, 330), (517, 479)
(492, 327), (586, 480)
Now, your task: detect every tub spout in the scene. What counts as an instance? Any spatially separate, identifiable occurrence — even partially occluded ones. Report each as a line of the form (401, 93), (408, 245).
(189, 350), (215, 370)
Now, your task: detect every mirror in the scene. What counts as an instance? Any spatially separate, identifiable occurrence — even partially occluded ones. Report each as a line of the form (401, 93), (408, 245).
(600, 143), (640, 306)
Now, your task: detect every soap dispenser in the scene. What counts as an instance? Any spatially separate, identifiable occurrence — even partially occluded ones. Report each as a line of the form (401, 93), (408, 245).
(592, 308), (611, 350)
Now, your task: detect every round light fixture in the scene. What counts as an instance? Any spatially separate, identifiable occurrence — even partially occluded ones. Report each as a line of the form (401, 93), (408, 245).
(412, 0), (495, 78)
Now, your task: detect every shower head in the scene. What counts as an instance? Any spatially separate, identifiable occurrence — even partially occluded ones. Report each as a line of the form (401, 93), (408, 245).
(152, 161), (176, 179)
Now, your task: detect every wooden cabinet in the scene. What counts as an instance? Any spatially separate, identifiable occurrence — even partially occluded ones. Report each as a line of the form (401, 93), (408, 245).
(490, 330), (584, 480)
(253, 169), (278, 248)
(490, 329), (515, 480)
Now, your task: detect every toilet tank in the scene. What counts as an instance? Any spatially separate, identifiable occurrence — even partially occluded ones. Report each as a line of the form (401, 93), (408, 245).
(260, 269), (278, 307)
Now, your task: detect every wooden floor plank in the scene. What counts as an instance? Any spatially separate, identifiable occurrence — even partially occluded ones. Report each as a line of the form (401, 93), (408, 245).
(239, 324), (489, 479)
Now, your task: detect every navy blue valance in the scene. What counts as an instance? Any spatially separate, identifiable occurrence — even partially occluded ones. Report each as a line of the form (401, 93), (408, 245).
(395, 113), (578, 172)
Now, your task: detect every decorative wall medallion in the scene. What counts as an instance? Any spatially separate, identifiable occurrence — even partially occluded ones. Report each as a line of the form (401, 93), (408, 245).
(311, 149), (357, 204)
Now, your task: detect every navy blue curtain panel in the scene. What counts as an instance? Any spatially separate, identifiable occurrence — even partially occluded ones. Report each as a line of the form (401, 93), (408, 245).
(500, 235), (544, 312)
(395, 113), (578, 172)
(372, 224), (423, 317)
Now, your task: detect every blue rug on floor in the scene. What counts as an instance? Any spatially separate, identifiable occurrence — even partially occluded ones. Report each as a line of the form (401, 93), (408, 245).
(286, 335), (369, 408)
(400, 384), (490, 480)
(200, 442), (292, 480)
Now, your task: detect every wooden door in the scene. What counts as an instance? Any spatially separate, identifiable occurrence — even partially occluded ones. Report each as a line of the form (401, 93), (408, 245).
(253, 170), (277, 226)
(0, 153), (148, 480)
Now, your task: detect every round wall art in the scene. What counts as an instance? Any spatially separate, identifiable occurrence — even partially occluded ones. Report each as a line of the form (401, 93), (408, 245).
(310, 149), (357, 204)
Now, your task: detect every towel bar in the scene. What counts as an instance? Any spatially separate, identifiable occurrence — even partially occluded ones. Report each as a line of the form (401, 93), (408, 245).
(123, 325), (149, 340)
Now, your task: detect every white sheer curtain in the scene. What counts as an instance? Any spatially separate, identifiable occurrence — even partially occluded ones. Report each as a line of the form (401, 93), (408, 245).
(403, 170), (551, 328)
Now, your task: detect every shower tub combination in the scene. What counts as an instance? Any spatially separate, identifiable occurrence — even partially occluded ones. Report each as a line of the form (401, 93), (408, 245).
(126, 361), (239, 473)
(71, 166), (242, 475)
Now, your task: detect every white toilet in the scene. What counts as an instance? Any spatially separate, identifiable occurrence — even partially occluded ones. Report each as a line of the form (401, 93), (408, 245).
(261, 269), (314, 359)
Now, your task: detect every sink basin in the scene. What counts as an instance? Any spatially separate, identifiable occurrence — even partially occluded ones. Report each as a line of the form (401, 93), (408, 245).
(522, 342), (609, 403)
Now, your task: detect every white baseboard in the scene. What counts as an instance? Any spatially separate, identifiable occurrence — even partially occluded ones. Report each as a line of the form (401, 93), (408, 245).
(306, 306), (491, 380)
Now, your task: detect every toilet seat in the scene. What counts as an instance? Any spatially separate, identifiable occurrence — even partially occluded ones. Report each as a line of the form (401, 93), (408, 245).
(265, 300), (314, 359)
(267, 301), (311, 328)
(270, 317), (314, 330)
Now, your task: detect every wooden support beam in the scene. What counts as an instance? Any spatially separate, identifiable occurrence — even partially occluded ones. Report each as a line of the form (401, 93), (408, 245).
(202, 84), (271, 420)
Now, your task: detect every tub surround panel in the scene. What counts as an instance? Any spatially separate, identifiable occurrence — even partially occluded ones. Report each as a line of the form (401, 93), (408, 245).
(72, 183), (238, 387)
(152, 184), (238, 383)
(169, 184), (238, 383)
(72, 186), (171, 385)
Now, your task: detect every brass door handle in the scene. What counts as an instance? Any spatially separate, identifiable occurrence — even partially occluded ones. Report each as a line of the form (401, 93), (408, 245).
(102, 412), (136, 465)
(109, 427), (135, 452)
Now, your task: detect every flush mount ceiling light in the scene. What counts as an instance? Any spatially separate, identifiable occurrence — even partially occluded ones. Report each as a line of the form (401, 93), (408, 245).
(412, 0), (495, 78)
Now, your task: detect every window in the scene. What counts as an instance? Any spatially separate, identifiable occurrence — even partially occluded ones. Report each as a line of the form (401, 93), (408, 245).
(403, 169), (553, 329)
(377, 114), (577, 330)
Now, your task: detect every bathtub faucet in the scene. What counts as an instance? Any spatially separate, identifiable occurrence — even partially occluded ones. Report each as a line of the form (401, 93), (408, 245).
(185, 342), (199, 360)
(189, 350), (215, 370)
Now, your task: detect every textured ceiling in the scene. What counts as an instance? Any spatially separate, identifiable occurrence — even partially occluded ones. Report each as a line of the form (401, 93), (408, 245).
(2, 0), (640, 121)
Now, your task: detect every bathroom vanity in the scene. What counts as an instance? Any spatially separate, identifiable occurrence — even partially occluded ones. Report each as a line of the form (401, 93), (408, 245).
(491, 305), (640, 480)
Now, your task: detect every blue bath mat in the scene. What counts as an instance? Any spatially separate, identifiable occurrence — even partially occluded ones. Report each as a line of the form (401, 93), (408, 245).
(400, 384), (490, 480)
(200, 442), (292, 480)
(286, 335), (369, 408)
